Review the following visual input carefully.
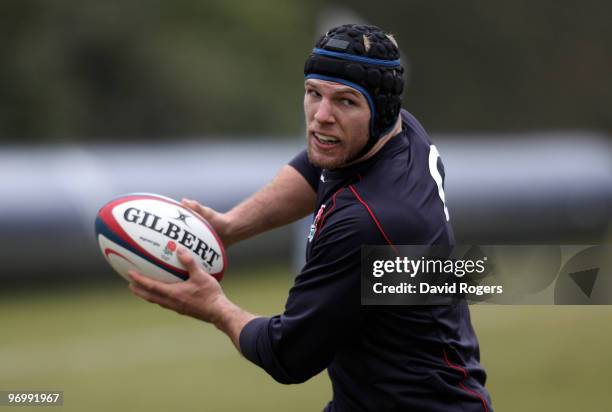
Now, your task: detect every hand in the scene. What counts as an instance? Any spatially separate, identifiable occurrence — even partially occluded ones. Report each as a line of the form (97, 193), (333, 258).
(128, 246), (227, 324)
(181, 198), (235, 247)
(128, 246), (258, 351)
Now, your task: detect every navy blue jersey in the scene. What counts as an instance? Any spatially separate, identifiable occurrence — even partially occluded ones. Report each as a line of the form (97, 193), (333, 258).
(240, 110), (492, 412)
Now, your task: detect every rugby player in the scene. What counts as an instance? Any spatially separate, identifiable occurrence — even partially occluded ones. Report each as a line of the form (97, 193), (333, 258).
(129, 24), (493, 412)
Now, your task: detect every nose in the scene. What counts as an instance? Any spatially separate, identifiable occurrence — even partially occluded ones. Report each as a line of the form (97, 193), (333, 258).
(314, 97), (335, 124)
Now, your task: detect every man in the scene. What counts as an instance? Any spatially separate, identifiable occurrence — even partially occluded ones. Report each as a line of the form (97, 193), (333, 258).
(129, 24), (493, 411)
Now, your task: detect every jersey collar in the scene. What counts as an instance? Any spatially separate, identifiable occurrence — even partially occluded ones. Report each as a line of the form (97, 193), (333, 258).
(323, 127), (409, 183)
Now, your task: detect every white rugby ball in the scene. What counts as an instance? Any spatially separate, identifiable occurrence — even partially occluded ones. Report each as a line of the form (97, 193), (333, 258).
(95, 193), (226, 282)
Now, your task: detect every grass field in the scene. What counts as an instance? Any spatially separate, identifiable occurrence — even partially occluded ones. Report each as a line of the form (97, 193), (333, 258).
(2, 266), (612, 411)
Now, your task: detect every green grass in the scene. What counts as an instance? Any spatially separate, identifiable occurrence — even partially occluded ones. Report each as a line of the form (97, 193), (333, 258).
(2, 266), (612, 411)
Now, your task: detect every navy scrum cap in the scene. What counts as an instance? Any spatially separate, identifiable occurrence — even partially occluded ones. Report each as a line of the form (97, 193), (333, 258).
(304, 24), (404, 148)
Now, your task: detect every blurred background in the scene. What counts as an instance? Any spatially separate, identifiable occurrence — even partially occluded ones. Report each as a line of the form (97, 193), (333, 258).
(1, 0), (611, 411)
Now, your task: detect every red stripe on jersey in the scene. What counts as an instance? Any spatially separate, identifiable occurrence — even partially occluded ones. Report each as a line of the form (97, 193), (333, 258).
(315, 187), (344, 240)
(443, 348), (490, 412)
(348, 185), (398, 254)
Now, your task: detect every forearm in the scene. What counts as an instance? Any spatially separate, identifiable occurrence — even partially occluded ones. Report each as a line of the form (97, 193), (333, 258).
(224, 165), (316, 244)
(212, 296), (259, 352)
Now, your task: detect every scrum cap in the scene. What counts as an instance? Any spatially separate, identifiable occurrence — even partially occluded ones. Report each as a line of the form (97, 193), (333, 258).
(304, 24), (404, 149)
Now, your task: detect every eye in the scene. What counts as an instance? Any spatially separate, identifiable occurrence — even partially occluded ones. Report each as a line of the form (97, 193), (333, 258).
(306, 89), (321, 98)
(340, 98), (356, 106)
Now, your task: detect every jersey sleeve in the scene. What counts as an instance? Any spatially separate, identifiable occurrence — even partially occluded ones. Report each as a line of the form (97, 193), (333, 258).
(239, 205), (384, 384)
(288, 149), (321, 192)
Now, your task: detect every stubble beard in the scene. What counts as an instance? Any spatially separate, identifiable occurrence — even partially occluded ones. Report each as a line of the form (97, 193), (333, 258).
(306, 135), (367, 170)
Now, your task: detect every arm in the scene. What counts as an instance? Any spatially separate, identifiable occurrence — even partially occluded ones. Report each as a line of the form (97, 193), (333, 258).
(182, 164), (316, 247)
(239, 206), (385, 383)
(129, 206), (383, 382)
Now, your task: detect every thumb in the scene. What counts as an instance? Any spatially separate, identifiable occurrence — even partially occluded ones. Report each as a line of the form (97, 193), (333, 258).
(176, 246), (208, 280)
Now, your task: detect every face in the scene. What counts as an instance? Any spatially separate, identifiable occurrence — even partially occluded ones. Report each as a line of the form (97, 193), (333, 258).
(304, 79), (371, 169)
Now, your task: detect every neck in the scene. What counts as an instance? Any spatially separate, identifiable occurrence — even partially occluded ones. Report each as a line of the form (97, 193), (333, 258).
(344, 116), (402, 167)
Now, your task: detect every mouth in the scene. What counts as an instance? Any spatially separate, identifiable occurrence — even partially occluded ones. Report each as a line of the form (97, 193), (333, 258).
(312, 132), (341, 147)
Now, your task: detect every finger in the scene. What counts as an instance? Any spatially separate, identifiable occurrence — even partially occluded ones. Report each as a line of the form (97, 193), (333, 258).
(128, 270), (151, 287)
(129, 282), (177, 310)
(128, 270), (173, 296)
(176, 247), (208, 280)
(180, 198), (199, 211)
(129, 281), (161, 302)
(181, 198), (213, 219)
(127, 270), (146, 283)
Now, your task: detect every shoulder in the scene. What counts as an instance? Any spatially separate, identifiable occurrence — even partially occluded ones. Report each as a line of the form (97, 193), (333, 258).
(350, 163), (454, 245)
(314, 188), (388, 251)
(400, 109), (431, 145)
(288, 149), (321, 192)
(313, 186), (392, 253)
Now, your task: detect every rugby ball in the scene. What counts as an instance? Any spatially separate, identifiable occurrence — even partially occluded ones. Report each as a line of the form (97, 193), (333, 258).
(95, 193), (226, 283)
